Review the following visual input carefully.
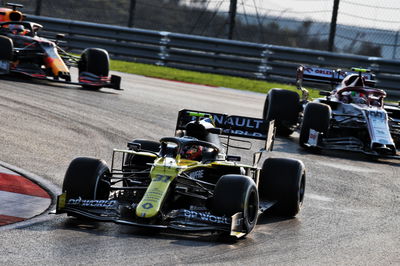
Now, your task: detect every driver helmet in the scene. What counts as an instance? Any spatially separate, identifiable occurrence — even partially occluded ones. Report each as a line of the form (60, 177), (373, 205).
(181, 145), (203, 161)
(8, 24), (25, 35)
(351, 91), (367, 104)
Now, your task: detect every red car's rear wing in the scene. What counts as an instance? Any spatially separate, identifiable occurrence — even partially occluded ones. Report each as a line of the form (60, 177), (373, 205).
(176, 109), (274, 147)
(296, 65), (376, 88)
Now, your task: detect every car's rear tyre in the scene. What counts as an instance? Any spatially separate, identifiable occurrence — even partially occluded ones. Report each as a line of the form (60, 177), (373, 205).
(124, 139), (160, 167)
(263, 88), (300, 136)
(259, 158), (305, 217)
(212, 175), (259, 236)
(78, 48), (110, 77)
(0, 35), (13, 61)
(62, 157), (110, 200)
(299, 102), (331, 148)
(128, 139), (160, 153)
(123, 139), (160, 183)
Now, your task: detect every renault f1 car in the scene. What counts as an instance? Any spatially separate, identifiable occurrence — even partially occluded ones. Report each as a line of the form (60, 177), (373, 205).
(263, 65), (400, 158)
(54, 109), (306, 238)
(0, 3), (121, 89)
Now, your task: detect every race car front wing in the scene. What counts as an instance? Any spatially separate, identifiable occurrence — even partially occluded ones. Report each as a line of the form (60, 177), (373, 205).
(54, 194), (246, 237)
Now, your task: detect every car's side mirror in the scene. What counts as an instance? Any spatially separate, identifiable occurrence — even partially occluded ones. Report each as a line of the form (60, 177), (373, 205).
(56, 34), (65, 40)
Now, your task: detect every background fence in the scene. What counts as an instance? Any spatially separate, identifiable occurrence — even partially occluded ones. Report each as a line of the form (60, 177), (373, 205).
(8, 0), (400, 59)
(27, 15), (400, 98)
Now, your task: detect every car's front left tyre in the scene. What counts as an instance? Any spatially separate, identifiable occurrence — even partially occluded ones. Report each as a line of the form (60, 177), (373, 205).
(263, 88), (300, 136)
(299, 102), (331, 148)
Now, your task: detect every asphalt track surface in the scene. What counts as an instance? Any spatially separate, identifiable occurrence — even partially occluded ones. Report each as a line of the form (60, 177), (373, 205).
(0, 71), (399, 265)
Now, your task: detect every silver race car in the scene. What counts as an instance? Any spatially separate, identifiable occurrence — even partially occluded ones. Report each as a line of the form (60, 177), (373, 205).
(263, 65), (400, 158)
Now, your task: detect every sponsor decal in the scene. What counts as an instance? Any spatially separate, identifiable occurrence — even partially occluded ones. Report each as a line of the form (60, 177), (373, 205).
(223, 128), (263, 138)
(189, 170), (204, 179)
(315, 69), (333, 75)
(183, 209), (230, 225)
(67, 198), (117, 208)
(223, 116), (263, 129)
(367, 110), (392, 144)
(189, 114), (264, 130)
(154, 174), (172, 183)
(142, 203), (153, 210)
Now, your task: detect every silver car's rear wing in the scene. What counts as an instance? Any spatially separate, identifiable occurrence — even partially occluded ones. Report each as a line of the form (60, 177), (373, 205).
(296, 65), (376, 88)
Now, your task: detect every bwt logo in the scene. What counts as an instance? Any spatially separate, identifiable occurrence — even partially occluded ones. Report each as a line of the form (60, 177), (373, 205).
(183, 209), (230, 224)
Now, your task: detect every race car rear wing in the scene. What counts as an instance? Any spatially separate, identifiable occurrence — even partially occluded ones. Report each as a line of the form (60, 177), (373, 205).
(296, 65), (376, 88)
(176, 109), (274, 150)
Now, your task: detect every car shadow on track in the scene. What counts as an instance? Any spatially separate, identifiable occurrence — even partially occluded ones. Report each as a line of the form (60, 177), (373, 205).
(56, 215), (284, 245)
(273, 135), (399, 166)
(1, 75), (119, 95)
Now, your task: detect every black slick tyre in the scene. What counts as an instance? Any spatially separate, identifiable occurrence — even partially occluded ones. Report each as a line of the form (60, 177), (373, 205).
(124, 139), (160, 167)
(123, 139), (160, 180)
(299, 102), (331, 148)
(78, 48), (110, 77)
(128, 139), (160, 153)
(263, 88), (300, 136)
(62, 157), (111, 200)
(259, 158), (305, 217)
(0, 35), (13, 61)
(212, 175), (259, 236)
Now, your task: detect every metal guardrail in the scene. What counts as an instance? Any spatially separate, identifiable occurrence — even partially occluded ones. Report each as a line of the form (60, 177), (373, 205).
(27, 15), (400, 98)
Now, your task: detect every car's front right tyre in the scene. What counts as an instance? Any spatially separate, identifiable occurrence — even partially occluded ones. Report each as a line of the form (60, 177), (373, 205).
(212, 175), (259, 236)
(62, 157), (111, 200)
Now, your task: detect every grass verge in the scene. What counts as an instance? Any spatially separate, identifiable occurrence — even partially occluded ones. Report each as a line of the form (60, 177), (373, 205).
(110, 59), (321, 98)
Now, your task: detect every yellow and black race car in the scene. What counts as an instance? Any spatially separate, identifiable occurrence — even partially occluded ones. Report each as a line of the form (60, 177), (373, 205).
(0, 3), (120, 89)
(55, 109), (306, 239)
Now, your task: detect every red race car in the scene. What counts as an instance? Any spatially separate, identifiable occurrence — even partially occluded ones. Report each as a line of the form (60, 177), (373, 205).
(0, 3), (121, 90)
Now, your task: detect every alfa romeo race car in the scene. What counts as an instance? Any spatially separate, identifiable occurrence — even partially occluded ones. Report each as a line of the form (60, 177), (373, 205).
(263, 65), (400, 158)
(0, 3), (121, 89)
(54, 109), (306, 238)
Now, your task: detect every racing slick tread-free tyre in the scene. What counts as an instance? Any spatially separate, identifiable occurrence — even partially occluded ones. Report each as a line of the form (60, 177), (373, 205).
(263, 88), (300, 136)
(299, 102), (331, 148)
(212, 175), (259, 235)
(0, 35), (13, 61)
(79, 48), (110, 76)
(259, 158), (305, 217)
(62, 157), (111, 200)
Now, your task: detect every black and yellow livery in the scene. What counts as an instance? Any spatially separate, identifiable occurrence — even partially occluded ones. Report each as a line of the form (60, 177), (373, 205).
(55, 109), (306, 239)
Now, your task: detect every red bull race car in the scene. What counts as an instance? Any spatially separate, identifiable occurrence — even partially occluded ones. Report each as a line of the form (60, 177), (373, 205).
(263, 65), (400, 158)
(0, 3), (121, 89)
(54, 110), (306, 239)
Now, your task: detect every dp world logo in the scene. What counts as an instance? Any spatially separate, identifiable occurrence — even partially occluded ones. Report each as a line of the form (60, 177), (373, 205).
(142, 203), (153, 210)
